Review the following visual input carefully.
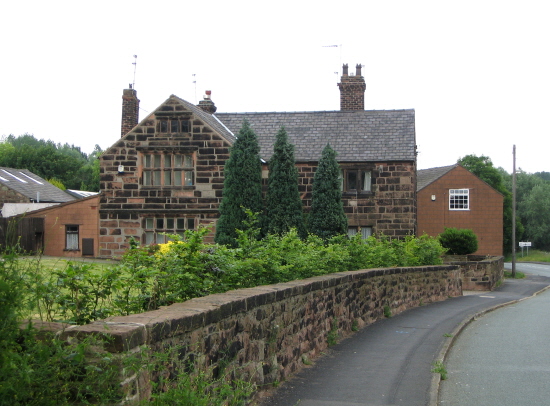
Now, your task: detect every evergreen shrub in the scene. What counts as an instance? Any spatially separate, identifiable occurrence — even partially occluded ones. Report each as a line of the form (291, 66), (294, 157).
(438, 227), (478, 255)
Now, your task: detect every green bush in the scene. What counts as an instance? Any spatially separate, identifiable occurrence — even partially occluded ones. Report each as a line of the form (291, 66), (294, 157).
(438, 227), (478, 255)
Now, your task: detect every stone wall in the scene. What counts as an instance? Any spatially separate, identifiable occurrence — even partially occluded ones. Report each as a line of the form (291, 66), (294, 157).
(58, 264), (462, 403)
(296, 161), (416, 237)
(447, 255), (504, 291)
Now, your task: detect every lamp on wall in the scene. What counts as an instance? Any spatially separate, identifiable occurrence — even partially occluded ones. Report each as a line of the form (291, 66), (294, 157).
(118, 165), (124, 174)
(431, 195), (436, 201)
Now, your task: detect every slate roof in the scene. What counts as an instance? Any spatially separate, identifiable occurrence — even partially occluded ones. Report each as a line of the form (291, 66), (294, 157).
(416, 165), (458, 191)
(0, 167), (75, 203)
(215, 109), (416, 162)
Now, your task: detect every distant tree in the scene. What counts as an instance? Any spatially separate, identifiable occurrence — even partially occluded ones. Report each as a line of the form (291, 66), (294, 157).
(518, 181), (550, 250)
(308, 144), (347, 240)
(265, 126), (306, 238)
(215, 120), (264, 247)
(534, 172), (550, 182)
(458, 154), (518, 254)
(47, 178), (66, 190)
(0, 134), (99, 191)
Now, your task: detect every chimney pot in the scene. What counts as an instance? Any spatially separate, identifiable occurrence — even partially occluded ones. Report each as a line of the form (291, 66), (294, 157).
(197, 90), (217, 114)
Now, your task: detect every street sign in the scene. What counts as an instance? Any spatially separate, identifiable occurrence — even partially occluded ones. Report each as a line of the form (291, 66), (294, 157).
(519, 242), (532, 247)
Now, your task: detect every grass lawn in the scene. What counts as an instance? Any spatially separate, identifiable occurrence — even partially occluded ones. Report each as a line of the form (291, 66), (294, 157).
(504, 249), (550, 263)
(18, 255), (118, 273)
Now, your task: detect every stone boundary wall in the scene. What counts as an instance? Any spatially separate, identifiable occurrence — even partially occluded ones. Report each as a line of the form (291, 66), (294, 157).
(57, 265), (462, 404)
(446, 255), (504, 291)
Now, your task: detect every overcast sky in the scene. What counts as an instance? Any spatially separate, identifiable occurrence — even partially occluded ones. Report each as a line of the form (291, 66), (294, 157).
(1, 1), (548, 174)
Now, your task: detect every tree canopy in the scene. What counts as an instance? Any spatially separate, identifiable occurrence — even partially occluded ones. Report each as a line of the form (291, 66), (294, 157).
(0, 134), (101, 191)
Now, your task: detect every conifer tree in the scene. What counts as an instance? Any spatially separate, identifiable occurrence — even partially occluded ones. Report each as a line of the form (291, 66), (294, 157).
(308, 144), (347, 239)
(215, 120), (264, 247)
(265, 126), (306, 238)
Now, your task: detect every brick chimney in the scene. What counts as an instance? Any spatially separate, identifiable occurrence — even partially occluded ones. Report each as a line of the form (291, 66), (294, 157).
(337, 64), (366, 111)
(197, 90), (217, 114)
(121, 85), (139, 136)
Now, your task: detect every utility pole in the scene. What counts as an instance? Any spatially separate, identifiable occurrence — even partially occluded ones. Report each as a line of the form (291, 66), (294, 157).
(512, 145), (517, 278)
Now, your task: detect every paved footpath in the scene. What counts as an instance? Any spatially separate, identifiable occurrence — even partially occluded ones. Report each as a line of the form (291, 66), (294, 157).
(439, 283), (550, 406)
(256, 275), (550, 406)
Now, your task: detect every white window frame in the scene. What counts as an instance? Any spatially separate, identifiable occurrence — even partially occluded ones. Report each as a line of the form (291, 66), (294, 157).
(449, 189), (469, 210)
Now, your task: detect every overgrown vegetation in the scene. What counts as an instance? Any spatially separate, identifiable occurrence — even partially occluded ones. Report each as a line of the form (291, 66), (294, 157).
(438, 227), (478, 255)
(13, 215), (445, 325)
(0, 250), (125, 405)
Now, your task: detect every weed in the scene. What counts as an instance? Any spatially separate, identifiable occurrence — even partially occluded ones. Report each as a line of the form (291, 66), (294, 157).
(504, 270), (526, 279)
(301, 355), (312, 365)
(327, 318), (338, 346)
(351, 319), (359, 332)
(443, 333), (453, 337)
(431, 360), (448, 380)
(383, 305), (392, 318)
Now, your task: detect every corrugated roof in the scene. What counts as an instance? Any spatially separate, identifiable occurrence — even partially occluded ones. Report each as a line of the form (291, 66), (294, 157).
(215, 109), (416, 162)
(0, 167), (75, 203)
(417, 165), (458, 191)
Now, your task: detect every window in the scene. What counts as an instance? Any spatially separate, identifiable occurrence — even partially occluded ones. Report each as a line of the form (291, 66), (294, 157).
(348, 226), (372, 239)
(449, 189), (469, 210)
(158, 118), (190, 134)
(142, 153), (194, 186)
(143, 217), (197, 245)
(65, 225), (79, 250)
(341, 169), (372, 193)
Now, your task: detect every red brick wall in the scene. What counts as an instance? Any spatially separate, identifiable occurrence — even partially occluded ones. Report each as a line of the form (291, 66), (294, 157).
(417, 166), (503, 255)
(26, 196), (100, 258)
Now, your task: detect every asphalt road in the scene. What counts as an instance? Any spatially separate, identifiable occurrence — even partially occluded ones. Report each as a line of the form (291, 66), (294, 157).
(256, 267), (550, 406)
(504, 261), (550, 277)
(439, 262), (550, 406)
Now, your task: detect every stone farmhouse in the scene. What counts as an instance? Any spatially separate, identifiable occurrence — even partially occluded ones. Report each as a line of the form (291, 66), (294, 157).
(417, 164), (503, 256)
(99, 64), (417, 258)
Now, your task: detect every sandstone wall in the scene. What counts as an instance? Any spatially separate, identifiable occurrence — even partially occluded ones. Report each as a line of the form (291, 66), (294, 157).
(59, 265), (462, 403)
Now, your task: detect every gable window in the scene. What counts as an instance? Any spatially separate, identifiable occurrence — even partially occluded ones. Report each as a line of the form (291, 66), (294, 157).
(348, 226), (372, 239)
(65, 225), (79, 250)
(449, 189), (469, 210)
(158, 118), (190, 134)
(143, 217), (197, 245)
(142, 153), (194, 186)
(341, 169), (372, 193)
